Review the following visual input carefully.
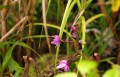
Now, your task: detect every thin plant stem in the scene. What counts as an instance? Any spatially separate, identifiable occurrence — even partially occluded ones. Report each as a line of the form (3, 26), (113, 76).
(42, 0), (52, 54)
(81, 16), (86, 50)
(23, 0), (32, 77)
(0, 0), (10, 52)
(34, 23), (72, 37)
(0, 16), (29, 42)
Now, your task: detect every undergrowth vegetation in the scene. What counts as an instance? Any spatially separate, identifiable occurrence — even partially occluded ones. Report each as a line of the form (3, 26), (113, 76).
(0, 0), (120, 77)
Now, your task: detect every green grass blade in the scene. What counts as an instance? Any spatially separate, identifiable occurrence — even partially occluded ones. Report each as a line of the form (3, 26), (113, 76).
(2, 42), (18, 72)
(86, 13), (104, 26)
(81, 16), (86, 50)
(34, 23), (72, 37)
(59, 0), (77, 37)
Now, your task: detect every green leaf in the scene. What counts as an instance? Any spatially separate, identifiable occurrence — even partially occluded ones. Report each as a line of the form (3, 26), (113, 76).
(100, 57), (116, 62)
(1, 43), (17, 72)
(8, 58), (23, 71)
(0, 42), (13, 48)
(33, 23), (72, 37)
(16, 42), (43, 59)
(103, 65), (120, 77)
(77, 60), (98, 74)
(0, 5), (10, 9)
(8, 58), (23, 77)
(54, 72), (77, 77)
(22, 35), (48, 40)
(16, 41), (44, 62)
(86, 13), (104, 26)
(87, 71), (99, 77)
(14, 71), (23, 77)
(1, 41), (43, 73)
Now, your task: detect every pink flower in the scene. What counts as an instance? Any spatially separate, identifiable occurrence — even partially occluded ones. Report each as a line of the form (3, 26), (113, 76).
(56, 60), (69, 72)
(51, 35), (60, 46)
(71, 25), (77, 31)
(91, 52), (100, 60)
(72, 32), (78, 38)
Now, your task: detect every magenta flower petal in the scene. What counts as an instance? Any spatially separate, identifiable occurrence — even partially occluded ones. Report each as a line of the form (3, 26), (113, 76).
(59, 60), (67, 63)
(56, 60), (67, 69)
(56, 60), (69, 72)
(64, 65), (69, 72)
(51, 35), (60, 46)
(71, 25), (77, 31)
(56, 63), (66, 69)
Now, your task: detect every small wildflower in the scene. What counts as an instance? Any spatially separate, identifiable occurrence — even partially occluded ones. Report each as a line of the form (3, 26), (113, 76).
(72, 32), (78, 38)
(51, 35), (60, 46)
(71, 25), (77, 31)
(91, 52), (100, 60)
(56, 60), (69, 72)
